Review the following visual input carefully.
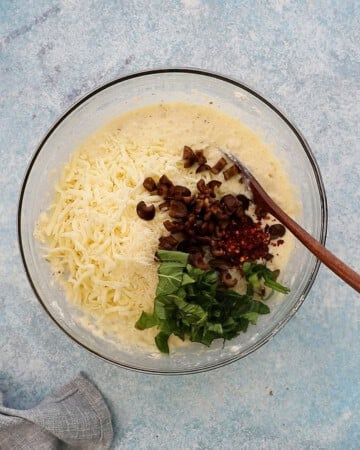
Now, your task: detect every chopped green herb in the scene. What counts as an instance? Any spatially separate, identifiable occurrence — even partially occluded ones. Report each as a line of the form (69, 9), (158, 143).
(135, 251), (289, 353)
(155, 331), (171, 354)
(243, 262), (290, 295)
(156, 249), (189, 265)
(135, 311), (159, 330)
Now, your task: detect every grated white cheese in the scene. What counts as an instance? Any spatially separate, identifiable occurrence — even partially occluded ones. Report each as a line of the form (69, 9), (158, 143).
(35, 141), (173, 345)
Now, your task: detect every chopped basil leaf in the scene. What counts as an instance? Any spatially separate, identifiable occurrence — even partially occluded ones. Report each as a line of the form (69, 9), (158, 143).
(181, 273), (196, 286)
(264, 277), (290, 294)
(243, 262), (290, 294)
(135, 311), (158, 330)
(156, 249), (189, 265)
(155, 332), (170, 354)
(240, 312), (260, 325)
(136, 252), (289, 353)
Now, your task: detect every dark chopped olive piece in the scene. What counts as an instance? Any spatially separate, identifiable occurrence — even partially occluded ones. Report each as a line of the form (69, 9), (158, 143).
(255, 204), (268, 219)
(195, 150), (207, 165)
(194, 235), (212, 244)
(177, 239), (204, 254)
(166, 186), (174, 198)
(183, 222), (194, 236)
(220, 194), (241, 214)
(159, 174), (173, 187)
(184, 159), (195, 169)
(265, 253), (274, 261)
(185, 213), (196, 225)
(209, 202), (230, 220)
(194, 219), (210, 236)
(207, 220), (215, 233)
(158, 235), (178, 250)
(182, 195), (193, 204)
(168, 200), (188, 219)
(188, 252), (209, 270)
(213, 226), (225, 238)
(196, 164), (211, 173)
(159, 200), (170, 210)
(235, 207), (245, 218)
(168, 185), (192, 200)
(143, 177), (157, 192)
(183, 146), (196, 168)
(208, 259), (233, 270)
(210, 157), (227, 174)
(269, 224), (286, 239)
(192, 198), (204, 214)
(196, 179), (206, 193)
(223, 164), (240, 180)
(206, 180), (222, 197)
(136, 201), (156, 220)
(203, 197), (210, 207)
(183, 145), (196, 160)
(236, 194), (250, 210)
(242, 215), (254, 225)
(219, 219), (230, 230)
(184, 159), (195, 168)
(157, 184), (168, 198)
(220, 271), (238, 288)
(163, 220), (184, 233)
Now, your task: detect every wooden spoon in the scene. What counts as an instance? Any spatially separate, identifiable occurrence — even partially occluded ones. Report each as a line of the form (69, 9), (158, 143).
(220, 149), (360, 293)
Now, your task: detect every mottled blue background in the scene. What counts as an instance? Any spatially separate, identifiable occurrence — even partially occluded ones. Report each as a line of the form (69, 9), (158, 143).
(0, 1), (359, 449)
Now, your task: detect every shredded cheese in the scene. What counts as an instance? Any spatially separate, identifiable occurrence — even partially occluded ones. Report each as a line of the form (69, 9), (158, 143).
(35, 140), (174, 346)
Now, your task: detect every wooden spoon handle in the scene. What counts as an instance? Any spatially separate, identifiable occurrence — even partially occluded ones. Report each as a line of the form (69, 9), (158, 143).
(251, 178), (360, 293)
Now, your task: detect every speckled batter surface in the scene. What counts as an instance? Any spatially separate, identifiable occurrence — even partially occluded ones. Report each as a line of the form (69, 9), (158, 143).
(0, 1), (359, 449)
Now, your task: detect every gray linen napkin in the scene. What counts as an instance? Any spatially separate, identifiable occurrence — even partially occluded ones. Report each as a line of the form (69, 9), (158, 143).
(0, 374), (113, 450)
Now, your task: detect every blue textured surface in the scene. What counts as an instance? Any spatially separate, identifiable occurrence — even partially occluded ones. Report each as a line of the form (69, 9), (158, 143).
(0, 1), (359, 449)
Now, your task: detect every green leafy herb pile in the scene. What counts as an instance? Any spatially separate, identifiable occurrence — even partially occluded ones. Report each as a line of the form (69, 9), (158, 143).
(135, 250), (290, 353)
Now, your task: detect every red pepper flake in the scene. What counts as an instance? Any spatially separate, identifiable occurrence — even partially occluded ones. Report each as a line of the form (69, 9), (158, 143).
(217, 217), (270, 263)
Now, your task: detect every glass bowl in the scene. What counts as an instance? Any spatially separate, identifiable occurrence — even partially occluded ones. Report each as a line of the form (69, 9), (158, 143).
(18, 69), (327, 374)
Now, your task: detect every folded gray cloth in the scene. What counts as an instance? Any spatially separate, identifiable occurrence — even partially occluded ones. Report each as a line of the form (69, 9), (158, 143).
(0, 374), (113, 450)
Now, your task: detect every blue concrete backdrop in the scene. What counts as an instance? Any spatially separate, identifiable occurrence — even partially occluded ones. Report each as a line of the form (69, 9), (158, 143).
(0, 1), (359, 449)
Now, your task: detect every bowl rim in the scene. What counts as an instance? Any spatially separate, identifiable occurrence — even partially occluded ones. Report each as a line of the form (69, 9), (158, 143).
(17, 67), (328, 375)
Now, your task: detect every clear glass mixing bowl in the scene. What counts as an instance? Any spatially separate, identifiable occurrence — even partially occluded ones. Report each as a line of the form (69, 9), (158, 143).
(18, 69), (327, 374)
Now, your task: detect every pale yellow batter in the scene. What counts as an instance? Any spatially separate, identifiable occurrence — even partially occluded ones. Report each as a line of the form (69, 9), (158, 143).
(36, 103), (298, 351)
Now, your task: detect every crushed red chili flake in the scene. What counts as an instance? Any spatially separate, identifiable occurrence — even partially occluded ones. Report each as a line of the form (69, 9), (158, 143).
(217, 218), (270, 263)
